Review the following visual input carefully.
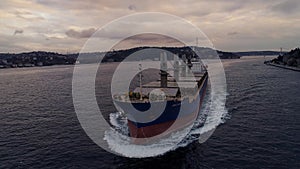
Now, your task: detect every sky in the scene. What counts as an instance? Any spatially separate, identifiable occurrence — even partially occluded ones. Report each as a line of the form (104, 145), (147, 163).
(1, 0), (300, 53)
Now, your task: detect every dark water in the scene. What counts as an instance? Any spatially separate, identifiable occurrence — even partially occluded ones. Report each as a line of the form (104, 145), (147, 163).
(0, 57), (299, 169)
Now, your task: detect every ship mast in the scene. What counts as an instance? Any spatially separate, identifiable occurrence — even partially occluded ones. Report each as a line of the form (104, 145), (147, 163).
(173, 54), (180, 81)
(139, 63), (143, 100)
(181, 54), (187, 77)
(160, 52), (168, 88)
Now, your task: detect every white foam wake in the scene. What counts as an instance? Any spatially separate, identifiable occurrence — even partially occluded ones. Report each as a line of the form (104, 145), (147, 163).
(104, 91), (228, 158)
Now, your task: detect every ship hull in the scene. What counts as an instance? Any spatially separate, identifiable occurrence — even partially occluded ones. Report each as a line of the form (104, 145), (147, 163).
(113, 73), (208, 139)
(127, 77), (207, 138)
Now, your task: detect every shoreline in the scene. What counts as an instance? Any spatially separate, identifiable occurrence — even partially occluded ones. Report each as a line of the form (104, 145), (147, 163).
(264, 61), (300, 72)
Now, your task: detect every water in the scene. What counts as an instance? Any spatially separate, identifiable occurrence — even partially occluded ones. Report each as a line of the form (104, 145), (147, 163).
(0, 57), (299, 168)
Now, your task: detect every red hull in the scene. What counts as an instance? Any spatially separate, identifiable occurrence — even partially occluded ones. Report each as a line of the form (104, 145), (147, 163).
(128, 111), (197, 138)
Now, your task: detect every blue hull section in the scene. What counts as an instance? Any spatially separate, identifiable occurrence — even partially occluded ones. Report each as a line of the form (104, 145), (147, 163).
(115, 76), (208, 128)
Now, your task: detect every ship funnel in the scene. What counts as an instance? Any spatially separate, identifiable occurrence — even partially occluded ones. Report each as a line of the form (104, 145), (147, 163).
(160, 52), (168, 88)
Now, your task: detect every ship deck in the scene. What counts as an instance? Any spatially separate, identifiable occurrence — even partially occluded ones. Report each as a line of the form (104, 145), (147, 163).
(143, 72), (205, 89)
(112, 71), (208, 103)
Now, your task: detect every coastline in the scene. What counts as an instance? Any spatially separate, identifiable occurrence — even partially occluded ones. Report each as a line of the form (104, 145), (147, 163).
(264, 61), (300, 72)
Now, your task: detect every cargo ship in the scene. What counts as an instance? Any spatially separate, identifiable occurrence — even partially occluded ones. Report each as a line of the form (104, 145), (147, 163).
(113, 51), (208, 140)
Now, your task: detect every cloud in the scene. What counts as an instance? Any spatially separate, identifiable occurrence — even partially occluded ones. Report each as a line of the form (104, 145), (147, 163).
(65, 28), (96, 38)
(271, 0), (300, 14)
(227, 32), (238, 36)
(128, 4), (136, 11)
(13, 29), (23, 35)
(1, 0), (300, 52)
(14, 10), (45, 21)
(124, 33), (183, 45)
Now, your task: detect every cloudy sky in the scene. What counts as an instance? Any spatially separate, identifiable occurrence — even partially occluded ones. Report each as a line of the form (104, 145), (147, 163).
(1, 0), (300, 53)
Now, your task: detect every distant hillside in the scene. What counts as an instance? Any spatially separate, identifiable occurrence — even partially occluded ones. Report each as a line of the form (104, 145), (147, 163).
(69, 46), (240, 64)
(0, 46), (240, 68)
(217, 50), (241, 59)
(270, 48), (300, 67)
(0, 51), (76, 68)
(234, 51), (284, 56)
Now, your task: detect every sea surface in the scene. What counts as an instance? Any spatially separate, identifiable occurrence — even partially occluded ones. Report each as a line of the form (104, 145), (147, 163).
(0, 56), (299, 169)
